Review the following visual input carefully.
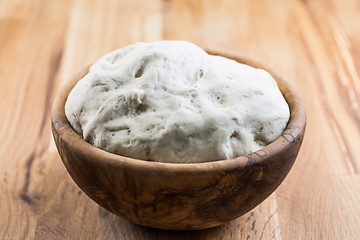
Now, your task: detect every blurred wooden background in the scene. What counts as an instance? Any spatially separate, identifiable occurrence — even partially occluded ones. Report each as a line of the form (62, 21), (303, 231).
(1, 0), (360, 239)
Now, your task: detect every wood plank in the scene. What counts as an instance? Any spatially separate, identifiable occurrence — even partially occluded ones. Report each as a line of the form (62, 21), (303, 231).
(0, 0), (71, 238)
(275, 1), (360, 238)
(58, 0), (162, 87)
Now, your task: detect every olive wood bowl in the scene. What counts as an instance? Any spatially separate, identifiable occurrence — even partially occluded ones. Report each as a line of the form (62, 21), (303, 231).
(51, 51), (306, 230)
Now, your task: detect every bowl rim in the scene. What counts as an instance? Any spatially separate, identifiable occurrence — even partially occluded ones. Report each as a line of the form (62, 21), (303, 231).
(51, 50), (306, 173)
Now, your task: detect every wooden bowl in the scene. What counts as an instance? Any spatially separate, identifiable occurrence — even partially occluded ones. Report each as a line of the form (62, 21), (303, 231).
(51, 52), (306, 230)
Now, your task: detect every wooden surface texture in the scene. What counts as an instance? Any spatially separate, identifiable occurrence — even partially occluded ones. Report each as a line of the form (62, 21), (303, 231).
(0, 0), (359, 239)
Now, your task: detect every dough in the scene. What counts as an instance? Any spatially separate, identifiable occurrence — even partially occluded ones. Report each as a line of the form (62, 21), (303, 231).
(65, 41), (290, 163)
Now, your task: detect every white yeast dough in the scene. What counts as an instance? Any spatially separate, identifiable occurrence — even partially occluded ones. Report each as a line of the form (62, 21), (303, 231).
(65, 41), (290, 163)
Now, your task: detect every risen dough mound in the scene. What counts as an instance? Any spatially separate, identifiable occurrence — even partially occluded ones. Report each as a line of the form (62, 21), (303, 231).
(65, 41), (290, 163)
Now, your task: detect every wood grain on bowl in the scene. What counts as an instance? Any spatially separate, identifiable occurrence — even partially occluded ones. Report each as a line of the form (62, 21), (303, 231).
(51, 54), (306, 230)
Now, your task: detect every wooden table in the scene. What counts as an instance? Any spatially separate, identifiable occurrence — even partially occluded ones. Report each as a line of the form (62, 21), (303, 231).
(1, 0), (359, 239)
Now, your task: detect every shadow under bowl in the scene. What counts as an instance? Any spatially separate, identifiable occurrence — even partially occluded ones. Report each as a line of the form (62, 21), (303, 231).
(51, 51), (306, 230)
